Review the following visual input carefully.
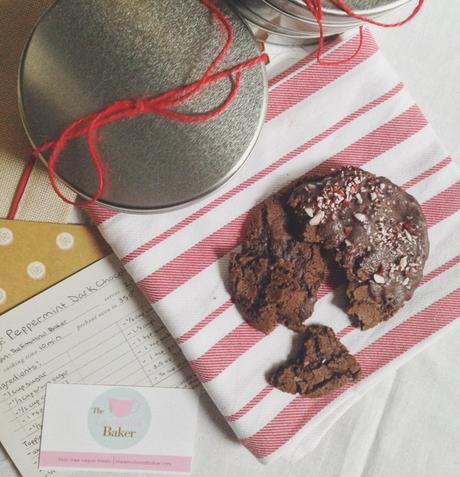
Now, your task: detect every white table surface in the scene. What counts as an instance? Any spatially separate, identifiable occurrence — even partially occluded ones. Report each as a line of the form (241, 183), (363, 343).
(1, 1), (459, 476)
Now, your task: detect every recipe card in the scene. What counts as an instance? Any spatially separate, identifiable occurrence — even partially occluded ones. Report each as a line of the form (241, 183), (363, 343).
(0, 255), (198, 477)
(39, 384), (198, 474)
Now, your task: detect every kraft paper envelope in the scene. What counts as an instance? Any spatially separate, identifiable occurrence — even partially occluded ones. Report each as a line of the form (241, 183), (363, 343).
(0, 220), (111, 314)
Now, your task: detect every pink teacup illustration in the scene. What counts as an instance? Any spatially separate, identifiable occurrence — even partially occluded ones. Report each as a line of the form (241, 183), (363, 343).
(108, 398), (139, 418)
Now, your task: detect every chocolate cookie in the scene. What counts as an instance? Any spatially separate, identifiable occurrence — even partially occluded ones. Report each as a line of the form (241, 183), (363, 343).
(271, 325), (361, 397)
(229, 193), (326, 334)
(288, 166), (429, 330)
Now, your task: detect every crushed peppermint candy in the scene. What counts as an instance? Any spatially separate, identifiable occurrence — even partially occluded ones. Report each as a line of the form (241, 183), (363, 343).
(399, 256), (408, 269)
(403, 228), (413, 241)
(296, 168), (367, 218)
(354, 213), (367, 223)
(310, 210), (325, 226)
(304, 207), (314, 217)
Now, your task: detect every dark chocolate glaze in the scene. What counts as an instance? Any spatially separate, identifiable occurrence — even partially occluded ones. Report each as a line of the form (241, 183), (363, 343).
(288, 166), (430, 329)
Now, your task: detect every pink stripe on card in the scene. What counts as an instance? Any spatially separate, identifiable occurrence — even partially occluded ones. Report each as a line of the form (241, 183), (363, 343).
(39, 451), (192, 473)
(243, 288), (460, 458)
(136, 104), (426, 305)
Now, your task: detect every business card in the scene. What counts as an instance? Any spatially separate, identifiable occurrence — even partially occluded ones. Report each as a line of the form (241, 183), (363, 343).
(39, 384), (199, 474)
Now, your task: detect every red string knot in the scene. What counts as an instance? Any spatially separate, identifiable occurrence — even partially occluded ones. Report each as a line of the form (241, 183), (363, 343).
(135, 99), (147, 113)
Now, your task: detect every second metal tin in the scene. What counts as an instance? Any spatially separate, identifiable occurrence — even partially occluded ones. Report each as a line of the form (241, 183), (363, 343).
(231, 0), (415, 45)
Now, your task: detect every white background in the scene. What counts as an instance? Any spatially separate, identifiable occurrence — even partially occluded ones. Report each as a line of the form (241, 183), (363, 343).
(1, 1), (459, 476)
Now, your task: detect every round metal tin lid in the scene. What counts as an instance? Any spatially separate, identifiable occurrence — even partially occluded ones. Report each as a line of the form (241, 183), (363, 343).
(19, 0), (267, 213)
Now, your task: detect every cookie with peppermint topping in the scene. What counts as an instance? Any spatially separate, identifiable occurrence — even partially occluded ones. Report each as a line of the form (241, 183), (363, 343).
(288, 166), (429, 330)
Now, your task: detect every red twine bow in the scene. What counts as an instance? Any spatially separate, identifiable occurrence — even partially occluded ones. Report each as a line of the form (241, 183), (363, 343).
(23, 0), (423, 211)
(31, 0), (268, 208)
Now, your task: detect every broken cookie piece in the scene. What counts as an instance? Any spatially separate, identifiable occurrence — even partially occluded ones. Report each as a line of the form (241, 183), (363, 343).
(271, 325), (361, 397)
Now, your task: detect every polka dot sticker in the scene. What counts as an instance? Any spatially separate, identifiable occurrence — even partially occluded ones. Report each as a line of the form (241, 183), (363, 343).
(0, 228), (13, 246)
(27, 262), (46, 280)
(0, 288), (6, 305)
(56, 232), (75, 251)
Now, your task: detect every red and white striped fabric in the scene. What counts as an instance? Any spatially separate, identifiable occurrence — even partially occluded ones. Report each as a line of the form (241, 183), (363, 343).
(86, 29), (460, 463)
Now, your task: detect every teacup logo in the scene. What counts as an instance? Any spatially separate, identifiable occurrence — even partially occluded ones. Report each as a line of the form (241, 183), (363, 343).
(88, 388), (151, 450)
(109, 398), (138, 418)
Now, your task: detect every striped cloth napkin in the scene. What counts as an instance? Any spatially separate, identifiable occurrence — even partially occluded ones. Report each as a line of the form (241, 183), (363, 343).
(86, 29), (460, 463)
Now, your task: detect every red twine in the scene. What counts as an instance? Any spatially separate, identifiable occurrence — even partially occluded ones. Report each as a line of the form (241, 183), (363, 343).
(14, 0), (423, 212)
(7, 157), (36, 220)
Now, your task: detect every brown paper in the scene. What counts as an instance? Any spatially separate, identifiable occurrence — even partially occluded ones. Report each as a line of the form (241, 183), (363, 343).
(0, 219), (111, 314)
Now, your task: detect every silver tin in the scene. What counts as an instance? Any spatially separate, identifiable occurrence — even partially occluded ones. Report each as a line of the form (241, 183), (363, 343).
(268, 0), (412, 25)
(19, 0), (267, 213)
(307, 0), (411, 17)
(231, 0), (415, 45)
(263, 0), (365, 28)
(230, 0), (327, 46)
(260, 0), (361, 33)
